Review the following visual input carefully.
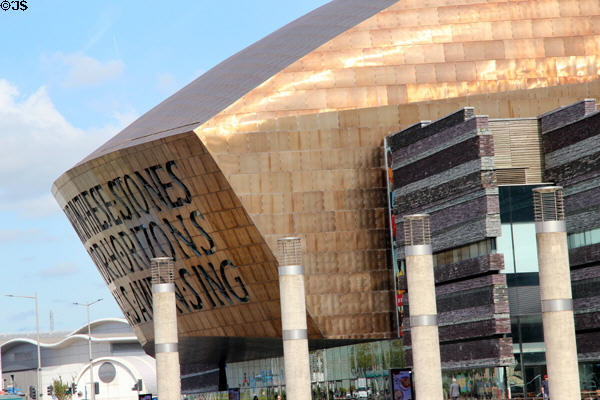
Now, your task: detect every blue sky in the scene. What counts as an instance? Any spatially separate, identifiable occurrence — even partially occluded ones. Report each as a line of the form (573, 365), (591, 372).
(0, 0), (330, 333)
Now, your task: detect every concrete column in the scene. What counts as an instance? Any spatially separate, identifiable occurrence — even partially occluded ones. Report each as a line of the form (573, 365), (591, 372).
(152, 257), (182, 400)
(533, 187), (580, 399)
(277, 237), (311, 400)
(403, 214), (443, 400)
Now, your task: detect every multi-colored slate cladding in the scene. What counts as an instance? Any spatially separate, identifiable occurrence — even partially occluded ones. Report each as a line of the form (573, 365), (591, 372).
(388, 109), (513, 369)
(390, 108), (500, 255)
(541, 99), (600, 360)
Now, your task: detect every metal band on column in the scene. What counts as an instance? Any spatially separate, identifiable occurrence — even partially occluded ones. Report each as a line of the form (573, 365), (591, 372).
(405, 244), (432, 256)
(155, 343), (178, 353)
(410, 314), (438, 327)
(153, 283), (175, 293)
(282, 329), (308, 340)
(278, 265), (304, 276)
(535, 220), (566, 233)
(541, 299), (573, 312)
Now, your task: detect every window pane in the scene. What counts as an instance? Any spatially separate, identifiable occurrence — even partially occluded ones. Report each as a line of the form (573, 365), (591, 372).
(467, 243), (475, 258)
(497, 224), (515, 273)
(461, 245), (470, 260)
(512, 223), (539, 273)
(591, 228), (600, 245)
(568, 234), (575, 249)
(585, 230), (592, 246)
(572, 232), (584, 248)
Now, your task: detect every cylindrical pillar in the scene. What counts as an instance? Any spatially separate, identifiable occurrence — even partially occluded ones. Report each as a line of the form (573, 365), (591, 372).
(277, 237), (311, 400)
(151, 257), (181, 400)
(533, 187), (580, 399)
(403, 214), (443, 400)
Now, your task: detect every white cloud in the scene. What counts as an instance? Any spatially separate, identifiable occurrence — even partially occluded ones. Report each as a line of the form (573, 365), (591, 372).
(46, 52), (124, 87)
(0, 79), (137, 217)
(39, 262), (79, 278)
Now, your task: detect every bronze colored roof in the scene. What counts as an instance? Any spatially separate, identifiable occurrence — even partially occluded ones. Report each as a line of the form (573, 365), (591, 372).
(81, 0), (397, 164)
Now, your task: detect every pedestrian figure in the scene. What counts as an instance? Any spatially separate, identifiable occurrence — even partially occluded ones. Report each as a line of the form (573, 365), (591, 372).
(484, 380), (492, 399)
(474, 377), (485, 399)
(449, 378), (460, 400)
(541, 375), (549, 400)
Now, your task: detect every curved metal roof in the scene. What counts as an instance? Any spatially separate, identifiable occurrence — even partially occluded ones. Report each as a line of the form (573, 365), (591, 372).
(68, 317), (131, 336)
(80, 0), (397, 164)
(0, 319), (133, 350)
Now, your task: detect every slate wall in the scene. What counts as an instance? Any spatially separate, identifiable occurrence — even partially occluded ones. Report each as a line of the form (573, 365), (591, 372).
(388, 109), (512, 369)
(541, 99), (600, 361)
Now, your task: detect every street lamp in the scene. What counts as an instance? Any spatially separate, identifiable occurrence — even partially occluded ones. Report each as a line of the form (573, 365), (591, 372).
(73, 299), (102, 400)
(6, 293), (41, 400)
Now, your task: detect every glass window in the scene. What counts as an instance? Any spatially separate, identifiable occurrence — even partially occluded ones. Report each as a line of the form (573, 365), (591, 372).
(461, 245), (470, 260)
(568, 234), (576, 249)
(452, 249), (460, 262)
(431, 239), (496, 268)
(565, 229), (600, 249)
(499, 185), (543, 223)
(511, 223), (539, 273)
(497, 224), (515, 273)
(585, 230), (593, 246)
(470, 243), (478, 258)
(591, 228), (600, 245)
(478, 240), (488, 256)
(497, 223), (538, 273)
(571, 233), (584, 248)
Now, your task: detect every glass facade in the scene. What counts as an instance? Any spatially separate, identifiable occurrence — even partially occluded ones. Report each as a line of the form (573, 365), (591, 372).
(497, 185), (544, 274)
(184, 341), (405, 400)
(186, 341), (512, 400)
(442, 368), (507, 399)
(498, 185), (547, 396)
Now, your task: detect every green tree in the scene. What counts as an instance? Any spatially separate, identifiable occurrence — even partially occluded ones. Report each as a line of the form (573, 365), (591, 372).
(355, 343), (373, 374)
(51, 378), (72, 400)
(389, 340), (405, 368)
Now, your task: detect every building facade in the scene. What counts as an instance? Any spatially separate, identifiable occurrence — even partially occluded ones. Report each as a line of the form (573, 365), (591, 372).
(388, 99), (600, 397)
(0, 319), (156, 400)
(51, 0), (600, 396)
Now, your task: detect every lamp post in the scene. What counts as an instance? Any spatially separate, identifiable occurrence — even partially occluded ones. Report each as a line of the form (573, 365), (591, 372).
(5, 293), (41, 400)
(73, 299), (102, 400)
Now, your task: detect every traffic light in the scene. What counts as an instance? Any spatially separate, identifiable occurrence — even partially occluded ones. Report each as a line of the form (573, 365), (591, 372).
(47, 386), (53, 396)
(30, 386), (36, 399)
(71, 383), (77, 394)
(94, 382), (99, 395)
